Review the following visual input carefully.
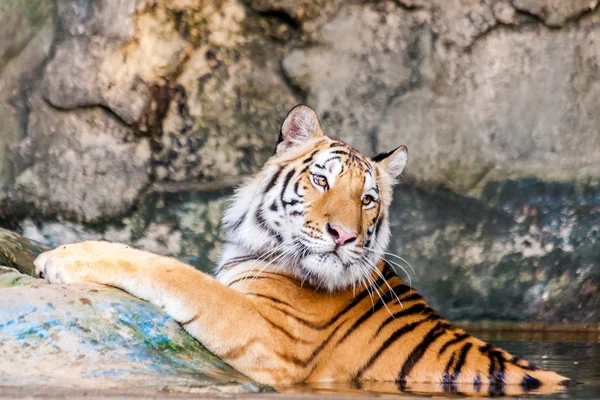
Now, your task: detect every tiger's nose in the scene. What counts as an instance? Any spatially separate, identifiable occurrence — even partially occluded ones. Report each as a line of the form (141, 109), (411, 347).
(326, 223), (358, 247)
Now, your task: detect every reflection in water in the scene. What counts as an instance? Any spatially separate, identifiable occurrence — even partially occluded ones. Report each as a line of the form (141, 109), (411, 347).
(274, 331), (600, 399)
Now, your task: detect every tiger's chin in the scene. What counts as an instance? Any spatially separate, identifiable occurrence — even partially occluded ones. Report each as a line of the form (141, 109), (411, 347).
(299, 252), (370, 292)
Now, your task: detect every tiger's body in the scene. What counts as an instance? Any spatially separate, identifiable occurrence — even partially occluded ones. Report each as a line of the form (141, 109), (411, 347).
(34, 105), (573, 395)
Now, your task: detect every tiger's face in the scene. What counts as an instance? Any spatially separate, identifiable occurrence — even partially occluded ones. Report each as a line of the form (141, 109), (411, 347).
(221, 105), (407, 291)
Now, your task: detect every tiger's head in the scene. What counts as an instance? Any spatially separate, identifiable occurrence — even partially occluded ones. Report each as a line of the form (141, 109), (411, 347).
(221, 105), (407, 291)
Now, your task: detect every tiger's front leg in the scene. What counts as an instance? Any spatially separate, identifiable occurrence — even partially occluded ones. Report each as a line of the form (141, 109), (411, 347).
(33, 241), (301, 385)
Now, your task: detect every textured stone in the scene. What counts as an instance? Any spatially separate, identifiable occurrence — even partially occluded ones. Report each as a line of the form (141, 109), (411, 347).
(42, 0), (184, 125)
(0, 228), (47, 275)
(283, 1), (600, 194)
(8, 94), (152, 223)
(0, 0), (54, 200)
(153, 1), (299, 182)
(0, 269), (267, 394)
(283, 2), (431, 152)
(19, 185), (231, 273)
(389, 179), (600, 323)
(513, 0), (599, 27)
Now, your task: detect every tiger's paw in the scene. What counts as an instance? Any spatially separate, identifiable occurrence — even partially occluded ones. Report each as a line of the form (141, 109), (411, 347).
(34, 241), (129, 285)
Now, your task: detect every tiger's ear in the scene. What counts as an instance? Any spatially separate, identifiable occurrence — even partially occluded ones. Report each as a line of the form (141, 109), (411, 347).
(373, 145), (408, 180)
(276, 105), (323, 155)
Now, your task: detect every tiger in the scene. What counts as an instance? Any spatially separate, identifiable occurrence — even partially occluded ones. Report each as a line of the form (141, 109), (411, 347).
(34, 105), (574, 396)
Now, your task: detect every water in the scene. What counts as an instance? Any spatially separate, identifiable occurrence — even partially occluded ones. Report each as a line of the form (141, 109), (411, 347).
(272, 330), (600, 399)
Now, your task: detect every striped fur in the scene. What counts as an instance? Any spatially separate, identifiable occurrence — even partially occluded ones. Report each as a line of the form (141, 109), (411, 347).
(34, 105), (573, 395)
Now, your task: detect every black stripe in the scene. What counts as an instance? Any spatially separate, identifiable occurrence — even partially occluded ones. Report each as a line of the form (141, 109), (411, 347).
(302, 150), (319, 164)
(245, 293), (298, 310)
(451, 342), (472, 381)
(480, 345), (506, 394)
(398, 322), (448, 383)
(510, 356), (541, 371)
(438, 332), (470, 357)
(227, 275), (271, 287)
(264, 167), (283, 193)
(266, 274), (391, 330)
(260, 313), (310, 343)
(473, 375), (482, 392)
(442, 352), (457, 392)
(336, 284), (410, 345)
(280, 169), (295, 206)
(400, 292), (422, 302)
(330, 150), (350, 156)
(254, 207), (283, 243)
(521, 374), (542, 391)
(277, 323), (345, 367)
(229, 211), (247, 232)
(381, 260), (395, 277)
(293, 180), (303, 198)
(375, 303), (433, 335)
(356, 315), (436, 379)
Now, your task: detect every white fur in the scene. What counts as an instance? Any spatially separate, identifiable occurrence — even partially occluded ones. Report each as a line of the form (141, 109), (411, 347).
(218, 145), (400, 292)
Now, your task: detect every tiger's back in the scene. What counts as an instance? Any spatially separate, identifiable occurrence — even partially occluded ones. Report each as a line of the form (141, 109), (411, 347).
(219, 259), (572, 394)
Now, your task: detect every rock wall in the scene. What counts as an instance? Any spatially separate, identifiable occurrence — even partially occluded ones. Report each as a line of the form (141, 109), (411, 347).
(0, 0), (598, 323)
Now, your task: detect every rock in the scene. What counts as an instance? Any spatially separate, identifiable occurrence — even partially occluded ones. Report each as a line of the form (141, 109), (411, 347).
(389, 179), (600, 323)
(153, 1), (299, 182)
(283, 1), (600, 194)
(0, 228), (47, 276)
(282, 2), (432, 153)
(512, 0), (599, 27)
(0, 268), (268, 394)
(7, 93), (152, 223)
(0, 0), (54, 201)
(18, 184), (232, 273)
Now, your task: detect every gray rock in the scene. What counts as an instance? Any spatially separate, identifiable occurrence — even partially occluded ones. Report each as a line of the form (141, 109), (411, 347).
(0, 269), (267, 394)
(512, 0), (599, 27)
(42, 0), (179, 125)
(283, 1), (600, 194)
(18, 184), (232, 273)
(0, 0), (54, 200)
(8, 93), (152, 223)
(389, 179), (600, 323)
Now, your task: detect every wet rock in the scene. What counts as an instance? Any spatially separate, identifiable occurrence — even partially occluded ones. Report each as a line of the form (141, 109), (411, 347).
(512, 0), (599, 27)
(0, 269), (267, 394)
(390, 179), (600, 323)
(0, 228), (47, 276)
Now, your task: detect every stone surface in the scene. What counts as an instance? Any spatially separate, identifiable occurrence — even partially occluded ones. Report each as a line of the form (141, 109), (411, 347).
(513, 0), (599, 27)
(390, 179), (600, 323)
(8, 93), (152, 223)
(0, 268), (267, 394)
(0, 0), (54, 201)
(0, 228), (47, 276)
(283, 1), (600, 194)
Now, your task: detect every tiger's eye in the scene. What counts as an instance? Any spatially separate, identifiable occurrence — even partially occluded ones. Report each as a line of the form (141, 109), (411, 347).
(362, 195), (374, 206)
(312, 174), (328, 188)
